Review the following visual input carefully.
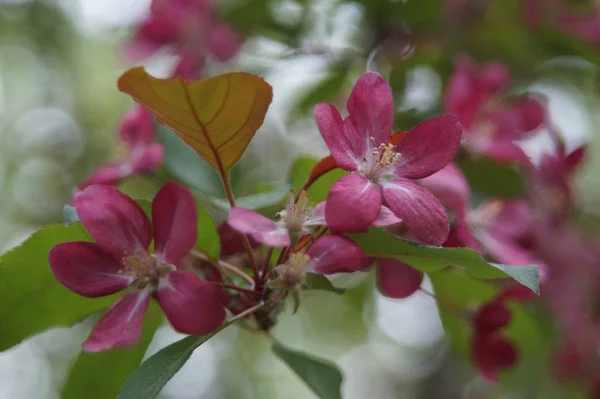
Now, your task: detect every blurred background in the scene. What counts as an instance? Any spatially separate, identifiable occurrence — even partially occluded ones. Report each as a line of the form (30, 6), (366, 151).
(1, 0), (600, 398)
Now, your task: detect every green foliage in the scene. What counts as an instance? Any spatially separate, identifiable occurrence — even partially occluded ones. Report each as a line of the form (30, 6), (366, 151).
(304, 273), (346, 295)
(117, 318), (237, 399)
(349, 229), (539, 293)
(0, 223), (117, 351)
(62, 304), (163, 399)
(456, 157), (525, 198)
(272, 341), (343, 399)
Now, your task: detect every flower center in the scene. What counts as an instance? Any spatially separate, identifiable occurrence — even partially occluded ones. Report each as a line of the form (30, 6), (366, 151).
(278, 190), (312, 233)
(360, 137), (401, 183)
(268, 252), (312, 289)
(121, 249), (173, 289)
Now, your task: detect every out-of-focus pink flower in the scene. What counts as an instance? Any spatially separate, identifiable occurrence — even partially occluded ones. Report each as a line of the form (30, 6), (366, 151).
(445, 55), (546, 164)
(78, 105), (164, 192)
(421, 164), (544, 271)
(470, 287), (533, 381)
(314, 72), (462, 245)
(124, 0), (243, 79)
(49, 182), (225, 351)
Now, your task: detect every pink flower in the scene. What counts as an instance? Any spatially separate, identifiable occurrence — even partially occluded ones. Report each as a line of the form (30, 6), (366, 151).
(470, 287), (531, 381)
(445, 55), (546, 164)
(227, 191), (327, 247)
(269, 234), (366, 289)
(78, 105), (164, 191)
(422, 163), (544, 269)
(124, 0), (243, 79)
(49, 182), (225, 351)
(314, 72), (463, 245)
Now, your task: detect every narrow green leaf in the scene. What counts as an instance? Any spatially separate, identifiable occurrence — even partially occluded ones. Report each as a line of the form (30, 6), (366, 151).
(211, 183), (290, 211)
(349, 229), (539, 293)
(304, 273), (345, 295)
(62, 304), (163, 399)
(0, 223), (117, 351)
(117, 319), (235, 399)
(196, 203), (220, 260)
(272, 341), (343, 399)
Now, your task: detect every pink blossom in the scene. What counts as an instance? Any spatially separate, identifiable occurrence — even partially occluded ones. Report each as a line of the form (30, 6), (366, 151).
(445, 55), (546, 164)
(422, 163), (544, 269)
(124, 0), (243, 79)
(314, 72), (462, 245)
(470, 287), (532, 381)
(78, 105), (164, 192)
(49, 182), (225, 351)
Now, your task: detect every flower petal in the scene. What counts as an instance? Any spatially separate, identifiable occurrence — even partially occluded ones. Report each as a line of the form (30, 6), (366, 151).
(207, 22), (243, 61)
(373, 205), (402, 227)
(78, 162), (132, 190)
(157, 271), (226, 335)
(133, 143), (164, 174)
(314, 104), (360, 171)
(75, 185), (152, 257)
(227, 207), (290, 247)
(376, 258), (423, 299)
(307, 235), (365, 274)
(151, 182), (197, 264)
(49, 242), (131, 298)
(419, 162), (470, 221)
(382, 178), (449, 245)
(325, 174), (382, 233)
(304, 201), (326, 226)
(394, 114), (463, 179)
(472, 335), (518, 382)
(83, 290), (150, 352)
(118, 105), (156, 147)
(473, 301), (511, 334)
(218, 223), (259, 257)
(346, 72), (394, 147)
(481, 139), (530, 164)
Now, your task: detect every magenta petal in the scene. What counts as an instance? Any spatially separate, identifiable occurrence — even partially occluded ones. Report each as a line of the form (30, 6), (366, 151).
(395, 114), (463, 179)
(119, 105), (156, 147)
(83, 290), (150, 352)
(157, 271), (226, 335)
(373, 206), (402, 227)
(78, 163), (132, 190)
(325, 174), (382, 233)
(419, 163), (471, 221)
(376, 258), (423, 299)
(227, 207), (290, 247)
(305, 201), (326, 226)
(153, 182), (198, 264)
(49, 242), (130, 297)
(472, 335), (518, 382)
(482, 139), (530, 164)
(479, 230), (541, 267)
(346, 72), (394, 147)
(75, 185), (152, 257)
(307, 235), (365, 274)
(513, 97), (545, 132)
(207, 22), (243, 61)
(473, 301), (511, 334)
(382, 178), (449, 245)
(314, 104), (360, 171)
(133, 143), (165, 174)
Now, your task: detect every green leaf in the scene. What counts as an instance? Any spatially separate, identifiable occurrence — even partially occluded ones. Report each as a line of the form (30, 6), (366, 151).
(62, 304), (163, 399)
(63, 204), (79, 226)
(289, 157), (346, 203)
(349, 229), (539, 293)
(211, 183), (290, 212)
(0, 223), (118, 351)
(156, 126), (225, 198)
(304, 273), (345, 295)
(272, 341), (343, 399)
(456, 157), (525, 198)
(196, 203), (220, 260)
(117, 318), (236, 399)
